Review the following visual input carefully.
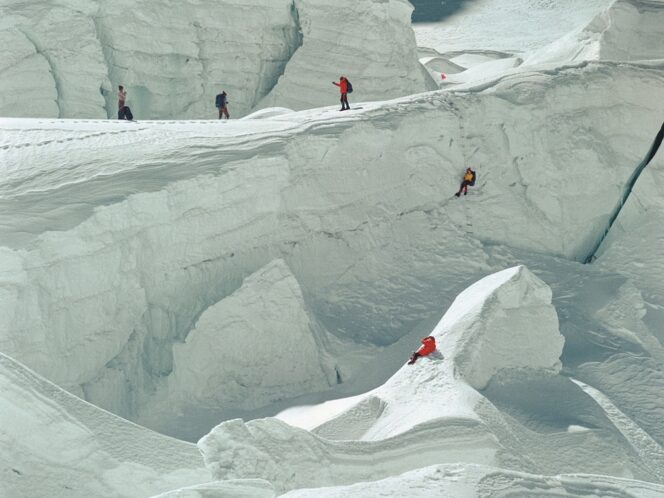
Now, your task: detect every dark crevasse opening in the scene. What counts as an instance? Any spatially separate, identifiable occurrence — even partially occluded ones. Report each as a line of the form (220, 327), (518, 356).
(585, 121), (664, 264)
(411, 0), (478, 23)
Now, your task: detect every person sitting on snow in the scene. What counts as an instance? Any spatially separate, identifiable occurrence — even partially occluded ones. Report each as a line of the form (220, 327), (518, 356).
(407, 335), (437, 365)
(454, 167), (476, 197)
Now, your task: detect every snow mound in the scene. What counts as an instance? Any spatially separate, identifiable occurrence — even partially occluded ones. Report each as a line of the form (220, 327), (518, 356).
(315, 266), (563, 441)
(0, 352), (208, 498)
(138, 259), (337, 440)
(441, 265), (563, 390)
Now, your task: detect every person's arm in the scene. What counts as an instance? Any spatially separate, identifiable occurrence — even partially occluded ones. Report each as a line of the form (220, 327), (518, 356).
(333, 81), (340, 87)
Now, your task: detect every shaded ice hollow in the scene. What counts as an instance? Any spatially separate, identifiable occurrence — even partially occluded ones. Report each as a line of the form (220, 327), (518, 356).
(1, 0), (664, 496)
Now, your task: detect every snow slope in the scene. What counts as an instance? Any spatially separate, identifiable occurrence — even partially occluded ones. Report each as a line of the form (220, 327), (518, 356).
(0, 0), (432, 119)
(0, 352), (209, 498)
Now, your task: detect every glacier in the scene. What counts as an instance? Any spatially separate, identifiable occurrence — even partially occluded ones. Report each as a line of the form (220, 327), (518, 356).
(1, 0), (664, 496)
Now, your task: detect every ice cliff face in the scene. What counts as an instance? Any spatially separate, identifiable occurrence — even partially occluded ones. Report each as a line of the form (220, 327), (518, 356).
(0, 0), (431, 119)
(258, 0), (437, 110)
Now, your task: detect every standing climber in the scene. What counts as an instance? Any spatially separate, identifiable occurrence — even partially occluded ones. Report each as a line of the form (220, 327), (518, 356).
(407, 335), (437, 365)
(117, 85), (133, 120)
(118, 85), (126, 110)
(216, 91), (229, 119)
(333, 76), (351, 111)
(454, 167), (476, 197)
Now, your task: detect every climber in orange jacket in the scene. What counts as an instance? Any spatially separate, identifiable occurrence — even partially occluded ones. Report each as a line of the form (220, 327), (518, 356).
(407, 335), (437, 365)
(332, 76), (351, 111)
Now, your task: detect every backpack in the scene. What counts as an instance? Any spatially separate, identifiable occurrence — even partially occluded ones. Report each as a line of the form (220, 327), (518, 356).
(346, 80), (353, 93)
(215, 93), (225, 107)
(469, 170), (476, 186)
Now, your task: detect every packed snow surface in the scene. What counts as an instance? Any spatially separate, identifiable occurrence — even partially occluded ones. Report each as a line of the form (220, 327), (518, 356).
(2, 0), (664, 496)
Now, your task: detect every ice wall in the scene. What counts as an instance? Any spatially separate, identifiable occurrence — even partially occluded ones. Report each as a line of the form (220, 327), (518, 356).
(0, 0), (432, 119)
(258, 0), (437, 111)
(1, 61), (663, 437)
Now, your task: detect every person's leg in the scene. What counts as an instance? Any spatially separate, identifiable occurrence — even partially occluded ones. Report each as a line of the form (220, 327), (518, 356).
(407, 352), (421, 365)
(463, 180), (469, 195)
(455, 181), (464, 196)
(339, 95), (345, 111)
(223, 106), (230, 119)
(343, 93), (350, 110)
(218, 107), (222, 119)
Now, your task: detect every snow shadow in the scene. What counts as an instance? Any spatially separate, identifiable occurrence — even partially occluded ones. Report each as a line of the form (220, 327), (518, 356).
(411, 0), (478, 23)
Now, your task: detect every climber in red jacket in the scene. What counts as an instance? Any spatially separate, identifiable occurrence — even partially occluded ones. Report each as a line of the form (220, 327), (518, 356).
(407, 335), (437, 365)
(332, 76), (350, 111)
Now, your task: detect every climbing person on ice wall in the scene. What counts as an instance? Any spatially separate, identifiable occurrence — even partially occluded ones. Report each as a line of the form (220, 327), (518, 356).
(454, 167), (476, 197)
(407, 335), (437, 365)
(332, 76), (352, 111)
